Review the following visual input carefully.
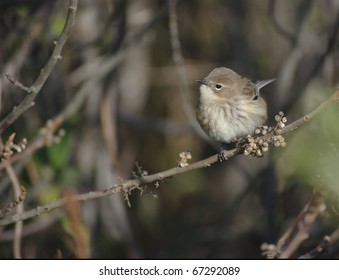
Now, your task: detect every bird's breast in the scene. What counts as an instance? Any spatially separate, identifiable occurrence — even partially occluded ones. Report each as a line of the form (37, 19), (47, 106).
(196, 97), (267, 143)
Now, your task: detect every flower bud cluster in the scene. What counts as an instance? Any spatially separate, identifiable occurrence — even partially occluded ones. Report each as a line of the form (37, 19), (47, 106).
(243, 135), (269, 157)
(243, 111), (287, 157)
(272, 135), (287, 147)
(254, 125), (272, 136)
(274, 111), (287, 135)
(0, 135), (27, 161)
(260, 243), (278, 259)
(40, 120), (65, 146)
(178, 151), (192, 167)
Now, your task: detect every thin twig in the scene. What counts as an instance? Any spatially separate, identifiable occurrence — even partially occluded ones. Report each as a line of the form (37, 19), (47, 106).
(280, 87), (339, 134)
(275, 194), (326, 259)
(5, 163), (25, 258)
(0, 185), (26, 217)
(55, 1), (172, 124)
(0, 0), (78, 135)
(1, 7), (46, 95)
(299, 227), (339, 259)
(0, 116), (63, 171)
(0, 211), (61, 242)
(0, 87), (338, 227)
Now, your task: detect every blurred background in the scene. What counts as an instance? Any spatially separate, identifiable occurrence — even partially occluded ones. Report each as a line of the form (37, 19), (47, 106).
(0, 0), (339, 258)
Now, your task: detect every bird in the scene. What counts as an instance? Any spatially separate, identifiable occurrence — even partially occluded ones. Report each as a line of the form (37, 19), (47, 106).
(196, 67), (275, 144)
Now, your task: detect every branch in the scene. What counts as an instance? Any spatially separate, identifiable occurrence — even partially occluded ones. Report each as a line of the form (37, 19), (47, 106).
(261, 194), (326, 259)
(0, 87), (338, 227)
(0, 0), (78, 135)
(280, 87), (339, 134)
(0, 116), (63, 171)
(4, 163), (26, 258)
(0, 186), (26, 218)
(299, 227), (339, 259)
(276, 194), (326, 259)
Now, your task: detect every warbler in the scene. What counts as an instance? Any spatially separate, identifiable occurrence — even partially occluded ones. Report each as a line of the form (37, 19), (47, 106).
(196, 67), (275, 144)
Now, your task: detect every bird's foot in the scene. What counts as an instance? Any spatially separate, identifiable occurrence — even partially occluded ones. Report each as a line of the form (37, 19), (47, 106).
(218, 148), (228, 162)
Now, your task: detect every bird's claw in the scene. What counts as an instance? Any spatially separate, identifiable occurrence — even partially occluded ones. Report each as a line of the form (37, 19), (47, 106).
(218, 149), (228, 162)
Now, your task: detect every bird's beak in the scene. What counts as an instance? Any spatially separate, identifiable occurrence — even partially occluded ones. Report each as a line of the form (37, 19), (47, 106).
(196, 79), (208, 86)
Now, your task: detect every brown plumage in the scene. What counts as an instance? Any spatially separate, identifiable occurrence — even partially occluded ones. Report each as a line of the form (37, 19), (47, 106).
(196, 67), (275, 143)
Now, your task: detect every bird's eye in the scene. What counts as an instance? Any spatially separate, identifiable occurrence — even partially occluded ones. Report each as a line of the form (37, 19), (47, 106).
(215, 84), (222, 90)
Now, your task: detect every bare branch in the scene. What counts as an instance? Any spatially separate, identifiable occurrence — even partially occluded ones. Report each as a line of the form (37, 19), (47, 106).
(0, 117), (63, 171)
(299, 227), (339, 259)
(4, 163), (26, 259)
(276, 194), (326, 259)
(261, 194), (326, 259)
(0, 186), (26, 218)
(0, 0), (78, 135)
(281, 87), (339, 134)
(0, 87), (338, 227)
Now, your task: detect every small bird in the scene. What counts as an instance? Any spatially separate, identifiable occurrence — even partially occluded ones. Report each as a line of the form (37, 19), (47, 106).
(196, 67), (275, 144)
